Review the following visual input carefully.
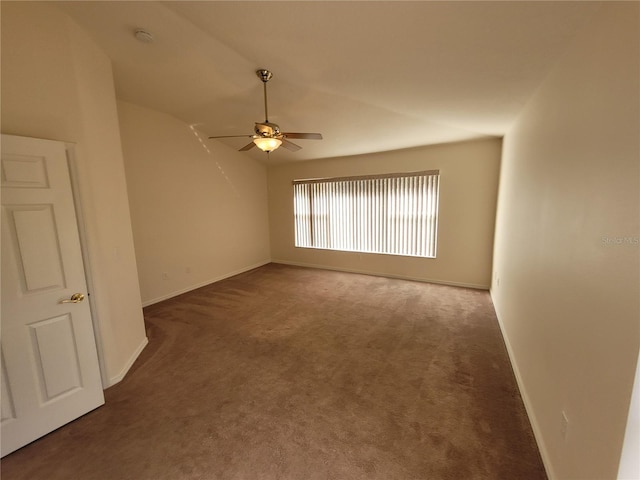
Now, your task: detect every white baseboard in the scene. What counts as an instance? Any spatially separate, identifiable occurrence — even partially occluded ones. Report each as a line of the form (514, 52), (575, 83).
(490, 289), (555, 480)
(272, 259), (490, 290)
(141, 260), (272, 307)
(107, 336), (149, 388)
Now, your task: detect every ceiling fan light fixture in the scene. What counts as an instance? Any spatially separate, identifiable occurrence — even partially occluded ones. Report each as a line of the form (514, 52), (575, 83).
(254, 137), (282, 152)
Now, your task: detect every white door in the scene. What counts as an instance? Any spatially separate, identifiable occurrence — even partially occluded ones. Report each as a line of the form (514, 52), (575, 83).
(1, 134), (104, 457)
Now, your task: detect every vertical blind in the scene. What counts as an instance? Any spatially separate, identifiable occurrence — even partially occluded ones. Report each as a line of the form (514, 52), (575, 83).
(293, 170), (440, 258)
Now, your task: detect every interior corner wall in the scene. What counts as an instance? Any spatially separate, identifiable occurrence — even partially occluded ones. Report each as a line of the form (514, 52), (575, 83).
(268, 137), (501, 288)
(117, 101), (271, 306)
(1, 2), (148, 387)
(491, 3), (640, 479)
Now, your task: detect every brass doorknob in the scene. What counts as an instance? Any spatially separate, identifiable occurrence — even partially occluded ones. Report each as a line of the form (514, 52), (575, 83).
(61, 293), (85, 304)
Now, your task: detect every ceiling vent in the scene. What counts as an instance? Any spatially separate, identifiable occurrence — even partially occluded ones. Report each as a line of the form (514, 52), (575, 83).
(134, 29), (154, 43)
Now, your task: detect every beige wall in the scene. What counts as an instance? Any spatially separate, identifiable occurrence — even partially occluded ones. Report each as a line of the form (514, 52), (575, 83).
(268, 138), (501, 288)
(117, 101), (271, 306)
(1, 3), (147, 387)
(491, 3), (639, 479)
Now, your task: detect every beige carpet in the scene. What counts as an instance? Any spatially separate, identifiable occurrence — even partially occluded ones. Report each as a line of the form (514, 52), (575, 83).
(1, 263), (546, 479)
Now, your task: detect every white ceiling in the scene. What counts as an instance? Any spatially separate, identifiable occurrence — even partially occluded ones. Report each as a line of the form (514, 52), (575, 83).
(58, 1), (601, 163)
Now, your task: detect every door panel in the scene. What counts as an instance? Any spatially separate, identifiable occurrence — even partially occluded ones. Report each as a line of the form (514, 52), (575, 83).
(1, 350), (16, 423)
(30, 314), (83, 401)
(1, 134), (104, 457)
(7, 204), (66, 291)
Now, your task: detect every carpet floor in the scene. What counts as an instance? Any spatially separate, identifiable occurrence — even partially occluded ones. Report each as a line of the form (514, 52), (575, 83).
(1, 263), (547, 479)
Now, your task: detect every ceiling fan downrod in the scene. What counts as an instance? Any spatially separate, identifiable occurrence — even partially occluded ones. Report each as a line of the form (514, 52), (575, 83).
(257, 69), (272, 122)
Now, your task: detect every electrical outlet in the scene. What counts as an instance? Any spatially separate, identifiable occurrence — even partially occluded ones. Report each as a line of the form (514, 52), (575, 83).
(560, 410), (569, 441)
(162, 272), (169, 280)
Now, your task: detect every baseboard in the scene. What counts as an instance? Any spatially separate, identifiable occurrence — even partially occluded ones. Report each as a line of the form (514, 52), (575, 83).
(107, 336), (149, 388)
(272, 259), (490, 290)
(141, 260), (272, 307)
(490, 289), (556, 480)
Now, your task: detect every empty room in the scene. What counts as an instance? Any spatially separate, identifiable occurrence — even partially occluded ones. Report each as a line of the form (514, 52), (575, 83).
(1, 2), (638, 479)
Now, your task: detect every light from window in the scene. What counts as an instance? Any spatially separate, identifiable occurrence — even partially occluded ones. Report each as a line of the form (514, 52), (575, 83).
(293, 170), (440, 258)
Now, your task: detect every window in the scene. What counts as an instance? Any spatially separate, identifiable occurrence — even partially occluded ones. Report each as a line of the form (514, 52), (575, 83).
(293, 170), (440, 258)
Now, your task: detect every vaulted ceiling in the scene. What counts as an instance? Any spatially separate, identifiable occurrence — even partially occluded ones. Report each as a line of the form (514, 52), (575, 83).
(58, 1), (601, 162)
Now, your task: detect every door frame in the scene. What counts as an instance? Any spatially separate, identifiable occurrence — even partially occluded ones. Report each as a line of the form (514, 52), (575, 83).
(64, 143), (108, 388)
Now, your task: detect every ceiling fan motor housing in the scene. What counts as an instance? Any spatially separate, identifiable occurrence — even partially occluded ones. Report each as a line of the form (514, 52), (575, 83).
(255, 122), (280, 137)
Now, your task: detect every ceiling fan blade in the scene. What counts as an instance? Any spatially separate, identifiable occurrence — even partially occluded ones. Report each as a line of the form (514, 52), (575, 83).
(208, 134), (253, 139)
(239, 141), (257, 151)
(282, 132), (323, 140)
(281, 139), (302, 152)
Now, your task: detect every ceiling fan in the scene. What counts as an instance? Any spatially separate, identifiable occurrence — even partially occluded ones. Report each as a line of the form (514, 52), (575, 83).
(209, 69), (323, 153)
